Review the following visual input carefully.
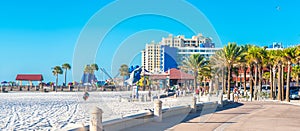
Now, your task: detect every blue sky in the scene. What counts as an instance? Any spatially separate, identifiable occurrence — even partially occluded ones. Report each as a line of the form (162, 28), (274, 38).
(0, 0), (300, 84)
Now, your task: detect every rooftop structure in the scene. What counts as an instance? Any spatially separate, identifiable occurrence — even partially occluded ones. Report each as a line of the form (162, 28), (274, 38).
(266, 42), (284, 50)
(160, 33), (214, 48)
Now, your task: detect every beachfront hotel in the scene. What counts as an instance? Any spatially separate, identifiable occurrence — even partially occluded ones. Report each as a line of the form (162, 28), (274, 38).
(141, 34), (221, 73)
(141, 41), (178, 73)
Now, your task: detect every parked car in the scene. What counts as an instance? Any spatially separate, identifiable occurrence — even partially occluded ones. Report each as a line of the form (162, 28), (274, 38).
(261, 85), (270, 93)
(289, 88), (300, 100)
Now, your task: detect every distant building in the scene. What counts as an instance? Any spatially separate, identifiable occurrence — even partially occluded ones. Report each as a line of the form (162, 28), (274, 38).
(141, 41), (178, 73)
(15, 74), (43, 87)
(161, 34), (214, 48)
(141, 34), (221, 73)
(266, 42), (283, 50)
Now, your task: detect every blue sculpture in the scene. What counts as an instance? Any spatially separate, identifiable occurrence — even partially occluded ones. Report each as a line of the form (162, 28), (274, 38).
(81, 73), (97, 84)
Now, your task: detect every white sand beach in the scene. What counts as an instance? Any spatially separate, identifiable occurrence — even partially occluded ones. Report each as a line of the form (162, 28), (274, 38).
(0, 91), (201, 130)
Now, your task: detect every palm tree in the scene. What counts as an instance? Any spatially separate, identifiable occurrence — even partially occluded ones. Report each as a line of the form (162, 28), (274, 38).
(83, 63), (99, 83)
(266, 50), (276, 99)
(119, 64), (129, 88)
(52, 66), (63, 92)
(91, 63), (99, 74)
(239, 45), (249, 96)
(84, 65), (92, 74)
(181, 54), (208, 92)
(263, 72), (270, 85)
(283, 47), (300, 102)
(210, 49), (226, 94)
(232, 66), (239, 87)
(199, 62), (211, 93)
(62, 63), (71, 87)
(222, 42), (244, 99)
(245, 46), (264, 100)
(273, 49), (284, 101)
(258, 48), (267, 98)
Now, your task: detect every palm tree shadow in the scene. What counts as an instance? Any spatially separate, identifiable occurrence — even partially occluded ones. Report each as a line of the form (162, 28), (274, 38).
(181, 102), (244, 123)
(120, 102), (245, 131)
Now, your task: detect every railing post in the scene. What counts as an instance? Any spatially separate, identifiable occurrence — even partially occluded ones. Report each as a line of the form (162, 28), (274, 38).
(154, 99), (162, 122)
(218, 93), (223, 107)
(230, 93), (234, 101)
(118, 95), (122, 102)
(151, 94), (154, 102)
(90, 106), (103, 131)
(191, 96), (197, 112)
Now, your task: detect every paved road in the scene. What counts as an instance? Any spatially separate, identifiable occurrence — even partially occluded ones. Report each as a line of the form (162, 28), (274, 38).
(124, 101), (300, 131)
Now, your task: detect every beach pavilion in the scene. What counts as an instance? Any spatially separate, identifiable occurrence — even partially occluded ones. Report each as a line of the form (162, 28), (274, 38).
(149, 68), (194, 90)
(15, 74), (43, 90)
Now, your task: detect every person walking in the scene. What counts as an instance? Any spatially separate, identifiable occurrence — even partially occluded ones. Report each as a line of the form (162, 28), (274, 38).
(233, 86), (240, 102)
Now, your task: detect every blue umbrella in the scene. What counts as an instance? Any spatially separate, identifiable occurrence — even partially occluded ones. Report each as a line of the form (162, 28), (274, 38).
(1, 81), (8, 84)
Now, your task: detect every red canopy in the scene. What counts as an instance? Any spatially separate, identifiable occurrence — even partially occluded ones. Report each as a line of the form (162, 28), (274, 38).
(16, 74), (43, 81)
(149, 68), (194, 80)
(168, 68), (194, 80)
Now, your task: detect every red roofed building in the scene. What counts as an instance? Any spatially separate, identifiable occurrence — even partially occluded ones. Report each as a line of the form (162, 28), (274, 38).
(15, 74), (43, 89)
(149, 68), (194, 88)
(168, 68), (194, 80)
(16, 74), (43, 81)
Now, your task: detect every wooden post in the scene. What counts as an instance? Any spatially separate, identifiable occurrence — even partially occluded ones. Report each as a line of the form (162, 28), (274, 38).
(154, 99), (162, 122)
(90, 106), (103, 131)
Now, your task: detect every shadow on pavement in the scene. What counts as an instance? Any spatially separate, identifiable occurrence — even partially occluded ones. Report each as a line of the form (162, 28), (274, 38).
(186, 121), (236, 124)
(180, 102), (244, 123)
(122, 102), (244, 131)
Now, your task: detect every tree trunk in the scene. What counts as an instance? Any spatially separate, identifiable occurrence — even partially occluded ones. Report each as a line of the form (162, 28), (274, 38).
(281, 64), (284, 100)
(273, 66), (277, 99)
(243, 66), (247, 96)
(249, 65), (254, 101)
(227, 66), (231, 100)
(214, 75), (219, 94)
(297, 74), (299, 86)
(56, 74), (58, 92)
(286, 61), (291, 102)
(277, 63), (282, 101)
(64, 69), (67, 87)
(258, 64), (262, 98)
(254, 64), (258, 100)
(270, 66), (273, 99)
(194, 72), (198, 92)
(222, 68), (226, 94)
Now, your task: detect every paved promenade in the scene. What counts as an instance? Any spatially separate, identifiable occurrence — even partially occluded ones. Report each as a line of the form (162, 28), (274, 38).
(124, 101), (300, 131)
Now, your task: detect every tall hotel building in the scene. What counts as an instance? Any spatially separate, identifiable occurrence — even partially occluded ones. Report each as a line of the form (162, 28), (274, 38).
(141, 41), (178, 73)
(142, 34), (221, 73)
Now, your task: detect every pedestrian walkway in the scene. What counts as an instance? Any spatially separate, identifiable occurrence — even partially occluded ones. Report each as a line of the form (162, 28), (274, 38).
(123, 101), (300, 131)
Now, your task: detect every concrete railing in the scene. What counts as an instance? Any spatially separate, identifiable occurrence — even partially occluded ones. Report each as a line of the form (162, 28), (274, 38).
(162, 105), (191, 118)
(102, 111), (153, 131)
(72, 97), (231, 131)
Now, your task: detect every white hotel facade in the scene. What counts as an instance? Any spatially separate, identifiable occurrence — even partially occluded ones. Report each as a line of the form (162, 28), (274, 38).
(160, 34), (221, 61)
(142, 34), (222, 73)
